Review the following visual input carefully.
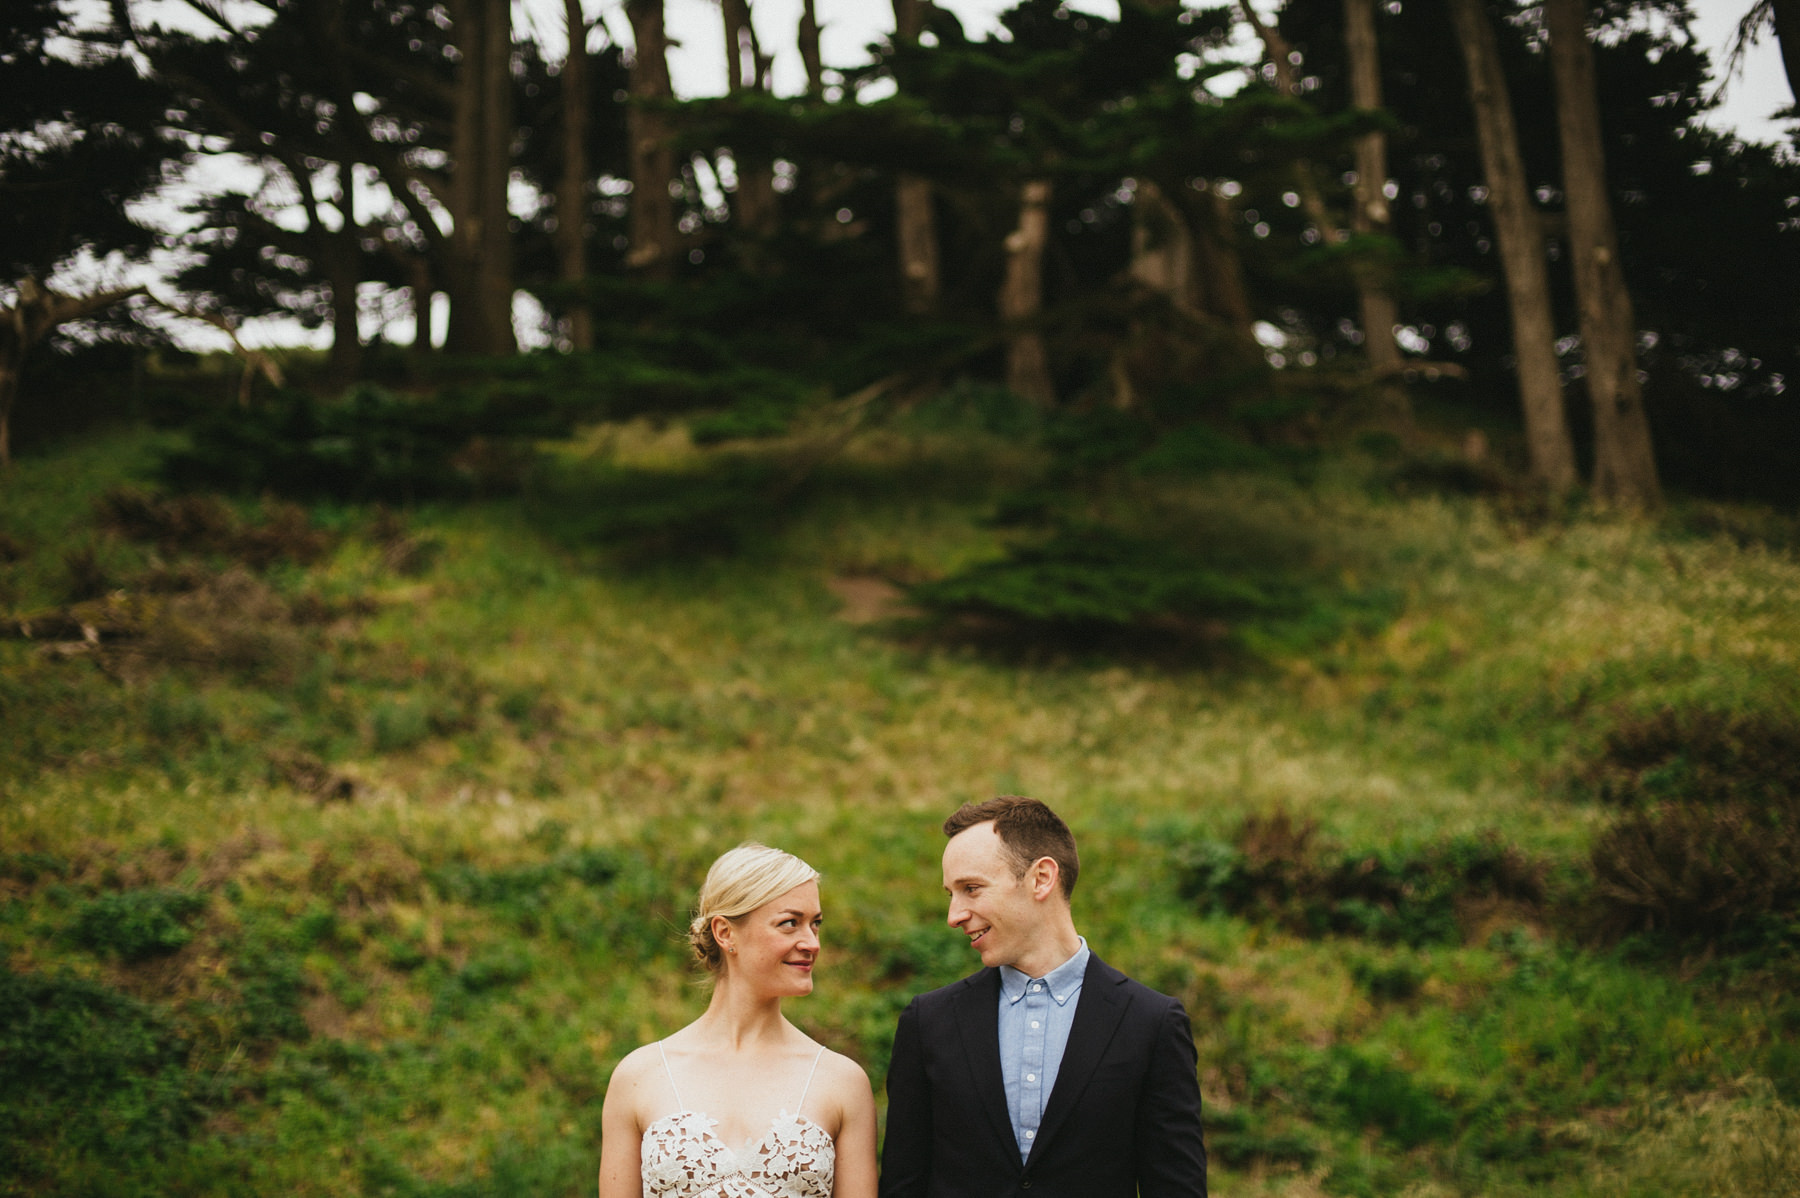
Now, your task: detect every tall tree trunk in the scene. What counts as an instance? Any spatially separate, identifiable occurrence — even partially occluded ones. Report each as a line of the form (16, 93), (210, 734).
(626, 0), (678, 280)
(1772, 0), (1800, 106)
(477, 0), (515, 351)
(1192, 190), (1255, 338)
(1000, 179), (1055, 406)
(798, 0), (823, 95)
(1447, 0), (1578, 493)
(444, 0), (518, 353)
(892, 0), (941, 315)
(1237, 4), (1334, 234)
(1545, 0), (1660, 508)
(722, 0), (776, 239)
(895, 174), (940, 314)
(559, 0), (593, 350)
(326, 250), (363, 385)
(1129, 179), (1197, 311)
(721, 0), (751, 92)
(1342, 0), (1403, 380)
(326, 161), (364, 385)
(409, 257), (435, 353)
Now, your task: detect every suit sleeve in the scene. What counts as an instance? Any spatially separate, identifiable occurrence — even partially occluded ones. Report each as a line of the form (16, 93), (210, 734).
(878, 997), (933, 1198)
(1135, 996), (1207, 1198)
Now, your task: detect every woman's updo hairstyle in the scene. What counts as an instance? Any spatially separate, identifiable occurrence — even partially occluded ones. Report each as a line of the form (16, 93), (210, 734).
(688, 843), (820, 974)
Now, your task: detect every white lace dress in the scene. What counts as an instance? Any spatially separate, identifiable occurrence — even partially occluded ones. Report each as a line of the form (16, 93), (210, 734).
(640, 1042), (835, 1198)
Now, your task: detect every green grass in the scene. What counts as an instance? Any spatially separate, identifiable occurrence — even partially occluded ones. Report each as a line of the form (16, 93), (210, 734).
(2, 416), (1798, 1196)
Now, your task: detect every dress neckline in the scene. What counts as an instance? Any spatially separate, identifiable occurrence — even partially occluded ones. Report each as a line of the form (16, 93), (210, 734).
(641, 1107), (829, 1155)
(649, 1039), (829, 1150)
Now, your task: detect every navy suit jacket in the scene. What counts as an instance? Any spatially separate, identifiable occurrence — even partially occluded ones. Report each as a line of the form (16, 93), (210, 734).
(878, 953), (1207, 1198)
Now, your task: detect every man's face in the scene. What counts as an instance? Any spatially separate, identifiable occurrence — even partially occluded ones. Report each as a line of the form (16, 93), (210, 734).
(942, 821), (1044, 970)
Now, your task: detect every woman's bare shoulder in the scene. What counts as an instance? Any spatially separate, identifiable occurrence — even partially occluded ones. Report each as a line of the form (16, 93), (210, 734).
(815, 1047), (874, 1097)
(606, 1042), (666, 1095)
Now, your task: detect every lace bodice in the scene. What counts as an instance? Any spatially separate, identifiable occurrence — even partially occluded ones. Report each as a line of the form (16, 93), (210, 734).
(640, 1042), (835, 1198)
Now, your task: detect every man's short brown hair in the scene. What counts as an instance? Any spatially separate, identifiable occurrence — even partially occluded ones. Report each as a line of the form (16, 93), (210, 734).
(943, 796), (1080, 900)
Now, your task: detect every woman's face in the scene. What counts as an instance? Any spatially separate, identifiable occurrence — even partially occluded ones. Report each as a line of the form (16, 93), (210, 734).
(719, 880), (822, 997)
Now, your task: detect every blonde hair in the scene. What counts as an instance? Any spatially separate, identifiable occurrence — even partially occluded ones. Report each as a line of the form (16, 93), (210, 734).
(688, 843), (820, 973)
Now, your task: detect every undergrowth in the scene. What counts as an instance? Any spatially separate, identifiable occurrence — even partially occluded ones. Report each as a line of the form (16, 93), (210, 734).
(2, 411), (1797, 1196)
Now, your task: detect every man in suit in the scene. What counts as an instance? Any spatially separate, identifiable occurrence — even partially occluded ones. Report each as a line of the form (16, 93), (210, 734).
(879, 796), (1207, 1198)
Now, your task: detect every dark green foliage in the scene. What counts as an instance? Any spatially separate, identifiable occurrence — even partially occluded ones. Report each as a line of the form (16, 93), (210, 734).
(427, 847), (621, 934)
(912, 528), (1273, 626)
(155, 386), (576, 502)
(359, 1141), (595, 1198)
(0, 967), (206, 1186)
(1177, 811), (1546, 945)
(1132, 424), (1272, 477)
(1202, 1107), (1321, 1169)
(0, 851), (67, 885)
(688, 400), (799, 445)
(64, 888), (207, 961)
(61, 542), (116, 602)
(1578, 707), (1800, 951)
(1350, 954), (1425, 1002)
(529, 458), (786, 561)
(1383, 453), (1514, 499)
(1588, 800), (1800, 949)
(865, 922), (974, 987)
(228, 921), (310, 1044)
(1580, 706), (1800, 808)
(1305, 1046), (1456, 1148)
(96, 487), (334, 569)
(910, 526), (1396, 659)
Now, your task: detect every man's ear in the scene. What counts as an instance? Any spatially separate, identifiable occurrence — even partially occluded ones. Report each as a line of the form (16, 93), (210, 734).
(1029, 856), (1060, 901)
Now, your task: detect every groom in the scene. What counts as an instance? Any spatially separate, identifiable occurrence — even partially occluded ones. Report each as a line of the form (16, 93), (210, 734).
(879, 796), (1207, 1198)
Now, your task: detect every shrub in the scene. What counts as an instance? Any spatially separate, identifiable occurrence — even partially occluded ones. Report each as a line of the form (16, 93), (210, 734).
(156, 385), (574, 502)
(427, 847), (622, 932)
(65, 888), (207, 961)
(1201, 1107), (1321, 1169)
(97, 487), (335, 568)
(229, 926), (310, 1044)
(1310, 1046), (1457, 1147)
(1177, 811), (1546, 946)
(0, 967), (206, 1180)
(1581, 707), (1800, 808)
(909, 528), (1280, 631)
(1588, 800), (1800, 947)
(907, 525), (1397, 658)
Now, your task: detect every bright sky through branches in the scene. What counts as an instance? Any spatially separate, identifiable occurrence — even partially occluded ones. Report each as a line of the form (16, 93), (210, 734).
(47, 0), (1800, 352)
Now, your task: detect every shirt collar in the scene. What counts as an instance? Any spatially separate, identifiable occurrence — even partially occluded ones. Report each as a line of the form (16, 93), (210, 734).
(999, 936), (1089, 1006)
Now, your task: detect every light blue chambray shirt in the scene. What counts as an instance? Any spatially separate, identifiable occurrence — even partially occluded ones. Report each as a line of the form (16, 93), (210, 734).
(997, 936), (1090, 1162)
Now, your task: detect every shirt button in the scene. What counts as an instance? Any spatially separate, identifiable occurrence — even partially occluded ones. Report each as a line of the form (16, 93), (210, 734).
(1031, 983), (1042, 991)
(1026, 1073), (1036, 1081)
(1030, 1021), (1040, 1029)
(1025, 1130), (1035, 1138)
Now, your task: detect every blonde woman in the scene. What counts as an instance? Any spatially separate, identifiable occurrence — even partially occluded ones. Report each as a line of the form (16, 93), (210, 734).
(599, 844), (878, 1198)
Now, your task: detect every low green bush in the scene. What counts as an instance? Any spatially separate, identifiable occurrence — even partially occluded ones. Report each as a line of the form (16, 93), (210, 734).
(1588, 800), (1800, 949)
(1176, 811), (1546, 946)
(65, 888), (207, 961)
(1305, 1045), (1457, 1148)
(1201, 1107), (1321, 1169)
(156, 386), (575, 502)
(1580, 706), (1800, 808)
(0, 967), (208, 1187)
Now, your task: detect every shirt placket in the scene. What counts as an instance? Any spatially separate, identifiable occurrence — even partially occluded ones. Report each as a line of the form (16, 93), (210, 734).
(1019, 979), (1049, 1153)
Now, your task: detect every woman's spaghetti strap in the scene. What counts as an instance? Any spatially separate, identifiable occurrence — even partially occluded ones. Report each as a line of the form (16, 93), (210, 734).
(656, 1040), (685, 1109)
(794, 1045), (826, 1114)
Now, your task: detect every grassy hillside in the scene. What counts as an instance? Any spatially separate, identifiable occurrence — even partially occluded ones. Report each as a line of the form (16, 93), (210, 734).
(3, 408), (1798, 1197)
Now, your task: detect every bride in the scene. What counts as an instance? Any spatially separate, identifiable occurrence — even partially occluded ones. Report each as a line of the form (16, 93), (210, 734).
(598, 844), (878, 1198)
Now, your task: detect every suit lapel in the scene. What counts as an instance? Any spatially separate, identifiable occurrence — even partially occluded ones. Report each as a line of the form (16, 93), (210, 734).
(1025, 954), (1130, 1167)
(952, 968), (1018, 1161)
